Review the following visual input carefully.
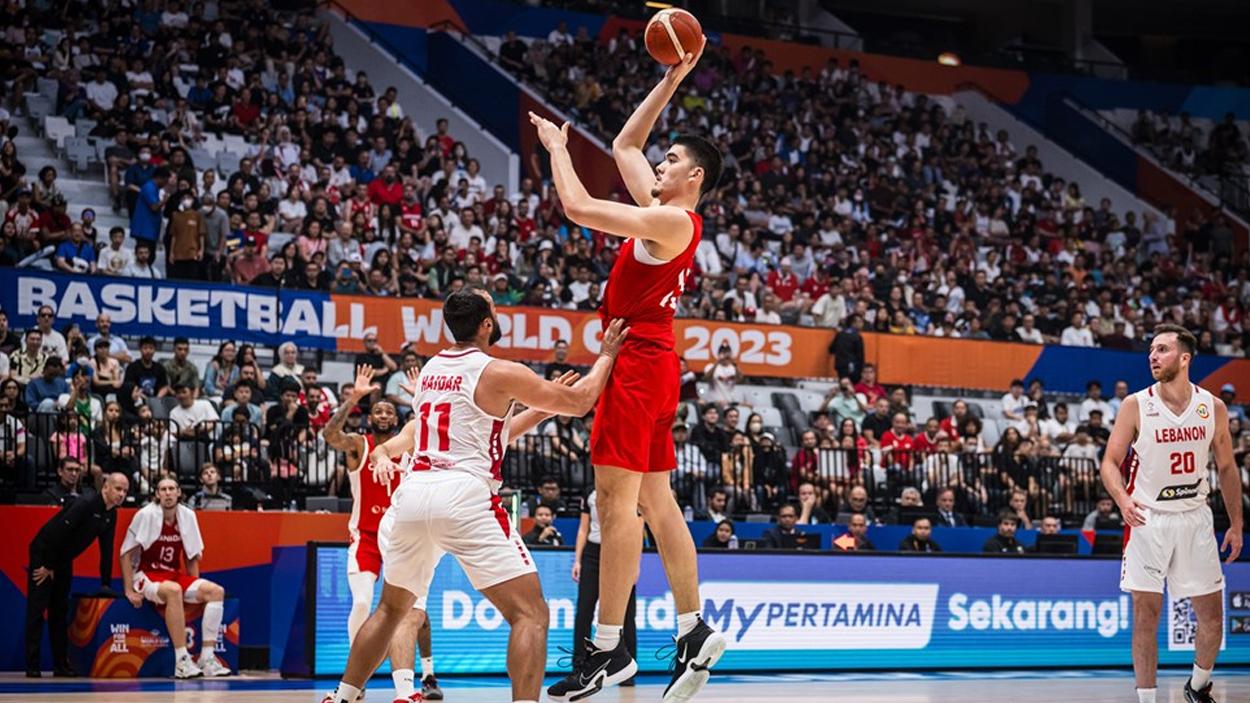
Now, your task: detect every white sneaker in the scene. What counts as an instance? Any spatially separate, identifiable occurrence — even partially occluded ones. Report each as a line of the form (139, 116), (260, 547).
(198, 654), (231, 677)
(319, 691), (366, 703)
(173, 655), (203, 679)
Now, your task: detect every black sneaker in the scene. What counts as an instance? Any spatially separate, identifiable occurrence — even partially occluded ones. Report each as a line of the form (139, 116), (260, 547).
(546, 639), (637, 702)
(662, 618), (727, 703)
(1184, 678), (1218, 703)
(421, 674), (444, 700)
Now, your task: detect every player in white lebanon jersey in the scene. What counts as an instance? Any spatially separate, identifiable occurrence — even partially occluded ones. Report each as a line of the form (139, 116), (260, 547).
(1100, 324), (1242, 703)
(322, 365), (441, 703)
(325, 288), (629, 703)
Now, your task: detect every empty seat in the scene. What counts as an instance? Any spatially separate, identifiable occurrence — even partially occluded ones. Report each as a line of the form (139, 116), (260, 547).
(44, 115), (74, 147)
(754, 406), (784, 428)
(25, 94), (52, 122)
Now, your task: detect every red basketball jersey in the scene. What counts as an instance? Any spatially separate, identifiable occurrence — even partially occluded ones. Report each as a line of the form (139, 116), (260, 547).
(349, 434), (402, 535)
(139, 519), (185, 573)
(599, 210), (701, 349)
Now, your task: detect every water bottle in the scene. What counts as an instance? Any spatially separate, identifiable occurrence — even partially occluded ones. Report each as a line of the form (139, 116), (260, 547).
(728, 535), (739, 549)
(683, 504), (694, 522)
(520, 501), (531, 519)
(288, 499), (297, 512)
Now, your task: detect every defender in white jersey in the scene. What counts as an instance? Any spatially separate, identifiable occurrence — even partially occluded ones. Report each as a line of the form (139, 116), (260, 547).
(1101, 324), (1242, 703)
(327, 289), (629, 703)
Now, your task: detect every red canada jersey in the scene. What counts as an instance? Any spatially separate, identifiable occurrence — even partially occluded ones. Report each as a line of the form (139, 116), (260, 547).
(349, 434), (402, 535)
(600, 210), (701, 349)
(139, 519), (185, 573)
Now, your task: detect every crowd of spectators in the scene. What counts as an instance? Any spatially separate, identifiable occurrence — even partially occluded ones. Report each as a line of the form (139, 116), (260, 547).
(0, 3), (1249, 554)
(1130, 109), (1250, 184)
(495, 26), (1248, 357)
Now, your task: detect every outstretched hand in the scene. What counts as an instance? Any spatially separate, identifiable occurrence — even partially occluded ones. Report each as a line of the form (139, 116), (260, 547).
(350, 364), (381, 398)
(398, 366), (421, 397)
(664, 34), (707, 84)
(529, 111), (570, 151)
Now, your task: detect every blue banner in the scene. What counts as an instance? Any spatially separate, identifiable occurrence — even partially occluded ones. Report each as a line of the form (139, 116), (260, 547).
(0, 270), (351, 351)
(309, 546), (1250, 675)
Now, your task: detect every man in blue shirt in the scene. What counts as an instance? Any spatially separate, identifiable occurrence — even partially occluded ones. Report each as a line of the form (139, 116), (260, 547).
(53, 223), (97, 274)
(122, 146), (157, 211)
(129, 167), (170, 245)
(25, 356), (68, 413)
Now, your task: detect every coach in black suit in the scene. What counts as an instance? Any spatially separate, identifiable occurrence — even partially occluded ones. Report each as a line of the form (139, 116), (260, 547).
(25, 473), (129, 677)
(934, 488), (968, 527)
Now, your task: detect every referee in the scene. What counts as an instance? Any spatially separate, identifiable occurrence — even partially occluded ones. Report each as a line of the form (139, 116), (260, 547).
(25, 472), (129, 677)
(571, 491), (637, 672)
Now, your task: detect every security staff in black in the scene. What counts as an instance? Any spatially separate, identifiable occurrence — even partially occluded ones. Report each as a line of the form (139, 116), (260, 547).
(547, 491), (637, 698)
(25, 472), (129, 677)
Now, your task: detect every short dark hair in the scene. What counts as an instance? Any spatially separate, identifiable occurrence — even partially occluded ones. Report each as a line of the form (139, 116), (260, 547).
(997, 509), (1019, 525)
(673, 134), (722, 197)
(1152, 323), (1197, 355)
(173, 336), (189, 346)
(139, 336), (157, 348)
(153, 166), (172, 180)
(443, 289), (493, 343)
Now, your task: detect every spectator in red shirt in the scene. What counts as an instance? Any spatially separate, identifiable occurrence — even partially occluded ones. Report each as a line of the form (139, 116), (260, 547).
(799, 267), (831, 307)
(790, 429), (820, 492)
(230, 87), (261, 131)
(767, 257), (800, 303)
(854, 363), (887, 406)
(366, 164), (403, 207)
(939, 399), (969, 440)
(37, 197), (73, 243)
(911, 417), (946, 454)
(435, 117), (454, 157)
(880, 412), (916, 473)
(398, 183), (423, 235)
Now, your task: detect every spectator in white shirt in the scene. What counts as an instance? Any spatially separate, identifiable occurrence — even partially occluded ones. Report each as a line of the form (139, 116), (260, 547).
(1015, 313), (1044, 344)
(85, 69), (118, 113)
(1078, 380), (1115, 423)
(34, 306), (68, 360)
(1040, 402), (1078, 445)
(1108, 380), (1130, 417)
(1060, 312), (1096, 347)
(96, 227), (135, 276)
(1000, 378), (1028, 421)
(277, 187), (307, 232)
(169, 383), (220, 442)
(448, 208), (484, 251)
(123, 242), (163, 279)
(547, 21), (573, 46)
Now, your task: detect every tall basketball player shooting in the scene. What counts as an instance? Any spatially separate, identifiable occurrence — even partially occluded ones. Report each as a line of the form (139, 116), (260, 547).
(1100, 324), (1242, 703)
(529, 34), (727, 703)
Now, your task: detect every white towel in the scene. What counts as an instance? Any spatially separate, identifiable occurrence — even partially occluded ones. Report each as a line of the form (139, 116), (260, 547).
(121, 502), (205, 564)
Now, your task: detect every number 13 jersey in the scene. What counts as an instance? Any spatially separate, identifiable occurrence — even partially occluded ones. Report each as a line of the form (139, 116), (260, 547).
(1126, 383), (1215, 513)
(409, 348), (513, 493)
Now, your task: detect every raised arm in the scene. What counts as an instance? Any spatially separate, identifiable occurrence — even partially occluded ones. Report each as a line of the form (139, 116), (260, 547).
(482, 319), (628, 418)
(1100, 395), (1143, 526)
(322, 364), (377, 470)
(1212, 399), (1244, 563)
(530, 112), (694, 255)
(611, 37), (706, 207)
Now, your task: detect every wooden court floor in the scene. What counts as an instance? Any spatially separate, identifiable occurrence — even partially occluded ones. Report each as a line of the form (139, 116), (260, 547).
(3, 670), (1250, 702)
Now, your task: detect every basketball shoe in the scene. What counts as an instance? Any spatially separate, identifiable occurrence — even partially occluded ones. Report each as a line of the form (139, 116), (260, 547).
(197, 653), (231, 677)
(662, 617), (726, 702)
(1184, 678), (1217, 703)
(173, 654), (203, 679)
(546, 639), (637, 701)
(421, 674), (444, 700)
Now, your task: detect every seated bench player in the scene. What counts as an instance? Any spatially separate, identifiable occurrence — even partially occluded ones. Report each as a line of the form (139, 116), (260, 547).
(120, 477), (231, 678)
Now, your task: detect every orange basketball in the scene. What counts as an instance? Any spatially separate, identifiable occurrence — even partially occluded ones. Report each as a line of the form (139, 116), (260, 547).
(645, 8), (702, 66)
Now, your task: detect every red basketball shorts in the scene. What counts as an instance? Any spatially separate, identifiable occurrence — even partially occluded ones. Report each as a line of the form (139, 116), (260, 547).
(590, 345), (680, 473)
(348, 529), (383, 576)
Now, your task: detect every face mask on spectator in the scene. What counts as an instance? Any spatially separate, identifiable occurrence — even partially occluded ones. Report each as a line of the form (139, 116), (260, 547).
(139, 151), (152, 163)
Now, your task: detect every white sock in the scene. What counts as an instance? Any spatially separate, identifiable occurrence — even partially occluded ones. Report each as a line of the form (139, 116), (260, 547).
(201, 601), (224, 656)
(421, 656), (434, 680)
(175, 646), (188, 660)
(392, 668), (415, 698)
(1193, 663), (1212, 689)
(334, 682), (362, 703)
(1136, 687), (1156, 703)
(677, 611), (700, 638)
(593, 622), (622, 651)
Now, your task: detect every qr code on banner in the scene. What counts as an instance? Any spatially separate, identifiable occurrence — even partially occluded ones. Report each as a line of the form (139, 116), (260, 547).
(1168, 595), (1199, 650)
(1168, 592), (1227, 652)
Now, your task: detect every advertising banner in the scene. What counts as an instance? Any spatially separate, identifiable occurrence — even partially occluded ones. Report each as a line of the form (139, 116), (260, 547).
(309, 546), (1250, 675)
(5, 271), (1246, 398)
(68, 596), (239, 677)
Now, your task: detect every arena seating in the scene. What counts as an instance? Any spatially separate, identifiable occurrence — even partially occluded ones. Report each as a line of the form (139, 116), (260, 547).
(0, 0), (1246, 544)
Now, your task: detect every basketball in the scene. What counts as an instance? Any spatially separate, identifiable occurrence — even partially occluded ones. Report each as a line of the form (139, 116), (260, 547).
(645, 8), (702, 65)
